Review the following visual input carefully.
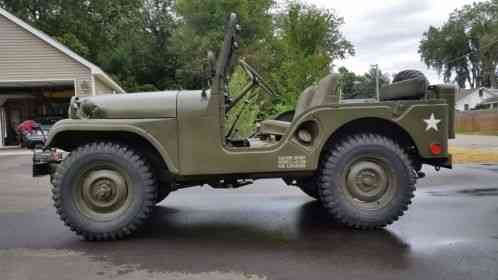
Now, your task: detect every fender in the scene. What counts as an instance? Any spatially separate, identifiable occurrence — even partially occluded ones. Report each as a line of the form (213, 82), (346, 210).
(45, 119), (179, 174)
(292, 102), (450, 170)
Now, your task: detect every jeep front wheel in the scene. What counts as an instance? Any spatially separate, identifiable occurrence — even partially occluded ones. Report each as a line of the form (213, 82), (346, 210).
(318, 134), (415, 229)
(52, 142), (157, 241)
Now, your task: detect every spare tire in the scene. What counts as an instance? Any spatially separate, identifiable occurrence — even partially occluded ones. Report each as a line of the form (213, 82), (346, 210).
(393, 70), (428, 85)
(381, 70), (429, 101)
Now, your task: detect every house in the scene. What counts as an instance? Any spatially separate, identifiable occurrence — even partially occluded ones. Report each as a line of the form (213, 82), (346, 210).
(0, 7), (125, 146)
(455, 88), (498, 111)
(477, 96), (498, 110)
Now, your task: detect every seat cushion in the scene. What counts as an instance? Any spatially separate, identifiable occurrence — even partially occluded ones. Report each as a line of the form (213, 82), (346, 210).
(258, 74), (339, 138)
(259, 120), (291, 136)
(294, 86), (316, 119)
(310, 74), (339, 107)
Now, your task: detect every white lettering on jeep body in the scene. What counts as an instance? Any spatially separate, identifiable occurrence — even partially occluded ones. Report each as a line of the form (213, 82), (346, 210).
(278, 156), (306, 169)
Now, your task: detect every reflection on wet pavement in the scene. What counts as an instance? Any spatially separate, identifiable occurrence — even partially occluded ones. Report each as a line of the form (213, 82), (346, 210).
(1, 156), (498, 280)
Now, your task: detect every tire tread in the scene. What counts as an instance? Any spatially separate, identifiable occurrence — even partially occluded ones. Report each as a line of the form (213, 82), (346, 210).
(52, 142), (157, 241)
(318, 134), (416, 229)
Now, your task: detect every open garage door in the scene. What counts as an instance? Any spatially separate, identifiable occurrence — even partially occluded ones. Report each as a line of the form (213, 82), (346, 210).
(0, 80), (74, 146)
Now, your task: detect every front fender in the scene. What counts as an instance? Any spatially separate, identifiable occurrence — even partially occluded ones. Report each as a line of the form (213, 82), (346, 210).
(46, 119), (179, 174)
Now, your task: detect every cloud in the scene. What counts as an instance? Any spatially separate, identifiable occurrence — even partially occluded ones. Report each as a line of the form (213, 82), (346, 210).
(305, 0), (485, 84)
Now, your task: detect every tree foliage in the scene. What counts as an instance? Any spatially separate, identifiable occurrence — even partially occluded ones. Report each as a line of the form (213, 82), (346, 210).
(268, 2), (354, 113)
(338, 67), (390, 100)
(419, 0), (498, 88)
(0, 0), (355, 121)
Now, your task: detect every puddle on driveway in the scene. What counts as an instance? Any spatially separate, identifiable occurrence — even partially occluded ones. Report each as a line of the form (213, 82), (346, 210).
(427, 187), (498, 197)
(458, 188), (498, 196)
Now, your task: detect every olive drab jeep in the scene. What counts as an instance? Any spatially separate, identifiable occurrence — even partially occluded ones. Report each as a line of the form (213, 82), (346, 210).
(33, 14), (455, 241)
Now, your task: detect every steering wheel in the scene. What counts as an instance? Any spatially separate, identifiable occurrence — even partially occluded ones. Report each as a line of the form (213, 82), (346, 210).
(239, 60), (277, 97)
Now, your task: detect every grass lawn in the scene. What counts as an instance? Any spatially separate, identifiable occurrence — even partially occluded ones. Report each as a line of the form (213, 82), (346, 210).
(449, 146), (498, 164)
(455, 131), (498, 136)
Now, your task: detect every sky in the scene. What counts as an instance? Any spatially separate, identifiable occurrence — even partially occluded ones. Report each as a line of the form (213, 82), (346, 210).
(305, 0), (484, 83)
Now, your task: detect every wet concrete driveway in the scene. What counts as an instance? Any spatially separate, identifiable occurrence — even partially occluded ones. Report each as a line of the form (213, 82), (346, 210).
(1, 153), (497, 280)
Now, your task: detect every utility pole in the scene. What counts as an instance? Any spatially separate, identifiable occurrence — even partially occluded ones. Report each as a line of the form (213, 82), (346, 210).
(371, 64), (380, 101)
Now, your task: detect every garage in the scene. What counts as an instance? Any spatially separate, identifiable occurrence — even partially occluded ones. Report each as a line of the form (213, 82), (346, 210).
(0, 7), (125, 147)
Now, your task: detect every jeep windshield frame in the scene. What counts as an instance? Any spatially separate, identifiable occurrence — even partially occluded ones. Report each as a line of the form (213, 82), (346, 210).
(212, 13), (240, 98)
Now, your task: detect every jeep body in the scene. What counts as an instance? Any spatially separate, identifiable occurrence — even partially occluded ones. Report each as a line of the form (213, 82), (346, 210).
(33, 14), (455, 240)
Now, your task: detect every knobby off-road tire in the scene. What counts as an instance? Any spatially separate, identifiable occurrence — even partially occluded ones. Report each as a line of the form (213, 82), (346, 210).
(393, 70), (428, 85)
(52, 142), (158, 241)
(318, 134), (416, 229)
(297, 177), (320, 200)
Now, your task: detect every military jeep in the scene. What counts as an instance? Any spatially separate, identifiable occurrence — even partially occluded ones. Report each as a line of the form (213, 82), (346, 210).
(33, 14), (455, 241)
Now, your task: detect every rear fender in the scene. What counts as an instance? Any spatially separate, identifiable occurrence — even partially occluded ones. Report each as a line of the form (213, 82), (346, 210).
(307, 103), (451, 169)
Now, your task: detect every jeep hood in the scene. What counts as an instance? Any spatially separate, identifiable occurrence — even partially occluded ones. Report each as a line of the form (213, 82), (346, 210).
(70, 91), (179, 119)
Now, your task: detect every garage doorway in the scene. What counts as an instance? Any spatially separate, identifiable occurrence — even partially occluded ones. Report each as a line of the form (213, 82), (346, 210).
(0, 80), (75, 146)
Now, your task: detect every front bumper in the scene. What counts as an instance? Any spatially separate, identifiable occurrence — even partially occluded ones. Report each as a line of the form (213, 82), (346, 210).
(32, 149), (62, 177)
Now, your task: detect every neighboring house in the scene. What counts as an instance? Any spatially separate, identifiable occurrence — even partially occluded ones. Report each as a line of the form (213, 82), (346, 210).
(477, 96), (498, 110)
(455, 88), (498, 111)
(0, 7), (125, 146)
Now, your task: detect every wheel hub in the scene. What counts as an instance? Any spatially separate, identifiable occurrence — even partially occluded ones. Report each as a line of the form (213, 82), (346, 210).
(79, 169), (129, 217)
(92, 180), (114, 202)
(347, 161), (389, 203)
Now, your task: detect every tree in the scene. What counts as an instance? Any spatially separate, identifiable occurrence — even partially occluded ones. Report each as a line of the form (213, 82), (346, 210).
(172, 0), (274, 89)
(419, 0), (498, 88)
(268, 2), (355, 113)
(172, 0), (355, 116)
(0, 0), (178, 92)
(0, 0), (356, 97)
(338, 66), (390, 100)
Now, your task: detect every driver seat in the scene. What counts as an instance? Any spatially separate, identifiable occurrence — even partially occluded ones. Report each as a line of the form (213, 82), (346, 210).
(259, 74), (338, 137)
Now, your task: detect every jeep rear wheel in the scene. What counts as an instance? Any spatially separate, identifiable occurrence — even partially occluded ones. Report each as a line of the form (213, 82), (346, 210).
(318, 134), (415, 229)
(52, 142), (157, 241)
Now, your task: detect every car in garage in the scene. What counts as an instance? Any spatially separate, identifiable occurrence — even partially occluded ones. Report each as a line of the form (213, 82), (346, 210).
(17, 117), (59, 149)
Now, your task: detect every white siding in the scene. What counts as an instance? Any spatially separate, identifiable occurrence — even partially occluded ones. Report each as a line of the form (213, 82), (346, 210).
(0, 14), (92, 95)
(95, 77), (115, 95)
(456, 90), (498, 111)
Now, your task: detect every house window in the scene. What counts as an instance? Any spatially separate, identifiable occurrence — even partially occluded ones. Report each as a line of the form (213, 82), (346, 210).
(464, 104), (469, 111)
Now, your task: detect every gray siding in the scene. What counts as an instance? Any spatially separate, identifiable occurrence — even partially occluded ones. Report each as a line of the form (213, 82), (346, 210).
(95, 77), (115, 95)
(0, 14), (92, 95)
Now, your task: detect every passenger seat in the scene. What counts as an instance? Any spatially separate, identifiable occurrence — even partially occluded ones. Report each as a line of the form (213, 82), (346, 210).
(258, 74), (338, 137)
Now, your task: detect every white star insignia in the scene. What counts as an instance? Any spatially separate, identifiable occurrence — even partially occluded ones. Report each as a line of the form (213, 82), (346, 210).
(424, 113), (441, 132)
